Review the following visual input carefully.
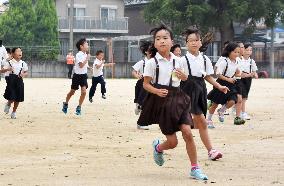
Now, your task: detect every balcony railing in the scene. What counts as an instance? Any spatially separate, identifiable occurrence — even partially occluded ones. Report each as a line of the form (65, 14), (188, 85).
(58, 16), (128, 33)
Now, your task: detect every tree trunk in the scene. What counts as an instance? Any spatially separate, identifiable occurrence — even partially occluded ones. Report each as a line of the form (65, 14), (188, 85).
(219, 21), (235, 50)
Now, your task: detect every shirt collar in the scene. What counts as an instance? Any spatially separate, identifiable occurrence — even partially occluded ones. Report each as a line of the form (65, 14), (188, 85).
(155, 52), (176, 61)
(186, 51), (201, 59)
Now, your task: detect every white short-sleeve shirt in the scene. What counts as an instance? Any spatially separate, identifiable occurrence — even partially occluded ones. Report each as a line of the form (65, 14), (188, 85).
(143, 52), (184, 87)
(0, 45), (8, 65)
(74, 51), (88, 74)
(4, 59), (28, 75)
(215, 57), (239, 78)
(238, 57), (258, 73)
(92, 58), (104, 77)
(181, 51), (214, 77)
(132, 57), (147, 74)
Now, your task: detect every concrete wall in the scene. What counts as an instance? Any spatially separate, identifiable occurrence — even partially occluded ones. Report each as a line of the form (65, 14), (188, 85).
(26, 61), (135, 78)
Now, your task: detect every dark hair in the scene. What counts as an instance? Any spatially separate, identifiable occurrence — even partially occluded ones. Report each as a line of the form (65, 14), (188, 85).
(244, 43), (252, 49)
(11, 47), (21, 53)
(182, 28), (201, 42)
(140, 41), (152, 55)
(224, 40), (230, 47)
(236, 41), (244, 47)
(6, 48), (11, 54)
(150, 24), (174, 41)
(149, 24), (173, 57)
(170, 44), (181, 53)
(76, 38), (87, 51)
(221, 42), (239, 57)
(96, 50), (104, 56)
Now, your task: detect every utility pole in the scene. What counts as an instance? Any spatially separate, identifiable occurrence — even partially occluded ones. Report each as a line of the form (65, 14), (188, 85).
(69, 0), (74, 52)
(270, 27), (275, 78)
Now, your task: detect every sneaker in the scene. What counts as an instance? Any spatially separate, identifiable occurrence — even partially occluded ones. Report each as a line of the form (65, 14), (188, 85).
(89, 98), (93, 103)
(4, 103), (10, 114)
(134, 104), (142, 115)
(190, 168), (208, 180)
(207, 100), (212, 110)
(208, 149), (223, 161)
(234, 117), (245, 125)
(11, 112), (16, 119)
(241, 112), (251, 120)
(207, 119), (215, 129)
(62, 102), (68, 114)
(102, 94), (106, 99)
(217, 109), (225, 122)
(152, 139), (164, 166)
(137, 125), (149, 130)
(75, 106), (81, 115)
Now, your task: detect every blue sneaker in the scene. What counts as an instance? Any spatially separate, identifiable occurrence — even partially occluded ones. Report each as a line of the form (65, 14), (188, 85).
(62, 102), (68, 114)
(190, 168), (208, 180)
(75, 106), (81, 115)
(152, 139), (164, 166)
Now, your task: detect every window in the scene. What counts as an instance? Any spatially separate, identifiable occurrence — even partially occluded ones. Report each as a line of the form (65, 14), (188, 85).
(279, 33), (284, 39)
(68, 8), (86, 17)
(100, 7), (117, 21)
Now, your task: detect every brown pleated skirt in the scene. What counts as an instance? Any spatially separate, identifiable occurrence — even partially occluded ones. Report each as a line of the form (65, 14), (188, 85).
(137, 84), (194, 135)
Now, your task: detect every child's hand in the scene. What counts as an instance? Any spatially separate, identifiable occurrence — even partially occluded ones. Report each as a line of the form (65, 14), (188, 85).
(155, 89), (168, 97)
(227, 78), (235, 84)
(6, 67), (13, 72)
(86, 54), (91, 61)
(218, 85), (230, 94)
(175, 68), (187, 81)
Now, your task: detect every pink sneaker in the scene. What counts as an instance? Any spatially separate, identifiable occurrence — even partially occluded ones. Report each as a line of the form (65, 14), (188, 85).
(208, 149), (223, 161)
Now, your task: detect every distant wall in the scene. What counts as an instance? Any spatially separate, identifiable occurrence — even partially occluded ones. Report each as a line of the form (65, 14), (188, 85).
(27, 61), (135, 78)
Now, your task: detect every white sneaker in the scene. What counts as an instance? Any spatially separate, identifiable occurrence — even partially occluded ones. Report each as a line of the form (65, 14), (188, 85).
(134, 104), (141, 115)
(4, 103), (10, 114)
(241, 112), (251, 120)
(224, 110), (229, 115)
(11, 112), (16, 119)
(137, 125), (149, 130)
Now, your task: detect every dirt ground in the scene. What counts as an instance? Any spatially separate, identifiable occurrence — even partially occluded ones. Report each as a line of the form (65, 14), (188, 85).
(0, 78), (283, 186)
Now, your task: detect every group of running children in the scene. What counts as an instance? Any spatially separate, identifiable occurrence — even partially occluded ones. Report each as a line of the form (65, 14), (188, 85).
(0, 24), (258, 181)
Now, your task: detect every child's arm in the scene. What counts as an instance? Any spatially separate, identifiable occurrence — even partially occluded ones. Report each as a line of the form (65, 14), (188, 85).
(79, 54), (90, 68)
(95, 60), (104, 69)
(132, 70), (142, 79)
(143, 76), (168, 97)
(20, 71), (28, 78)
(217, 74), (235, 84)
(205, 75), (229, 93)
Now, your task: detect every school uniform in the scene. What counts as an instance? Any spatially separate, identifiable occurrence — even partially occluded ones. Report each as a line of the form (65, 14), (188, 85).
(132, 57), (147, 106)
(238, 57), (258, 98)
(207, 57), (239, 105)
(180, 52), (214, 116)
(71, 51), (88, 90)
(3, 59), (28, 102)
(89, 58), (106, 99)
(137, 52), (193, 135)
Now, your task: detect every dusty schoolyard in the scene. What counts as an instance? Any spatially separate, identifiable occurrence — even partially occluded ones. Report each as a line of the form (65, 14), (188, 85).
(0, 78), (283, 186)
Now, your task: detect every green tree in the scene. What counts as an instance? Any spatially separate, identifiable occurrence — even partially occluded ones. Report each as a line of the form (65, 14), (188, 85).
(144, 0), (284, 45)
(0, 0), (36, 46)
(34, 0), (60, 60)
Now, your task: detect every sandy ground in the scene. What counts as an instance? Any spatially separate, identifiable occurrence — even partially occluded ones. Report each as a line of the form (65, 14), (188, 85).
(0, 78), (283, 186)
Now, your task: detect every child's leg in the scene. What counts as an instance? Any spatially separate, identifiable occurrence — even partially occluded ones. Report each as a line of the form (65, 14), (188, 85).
(100, 77), (106, 95)
(89, 77), (97, 99)
(179, 124), (197, 165)
(207, 102), (218, 120)
(12, 102), (19, 112)
(78, 86), (87, 106)
(157, 133), (178, 151)
(193, 114), (212, 151)
(242, 98), (247, 113)
(235, 95), (242, 117)
(65, 89), (76, 104)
